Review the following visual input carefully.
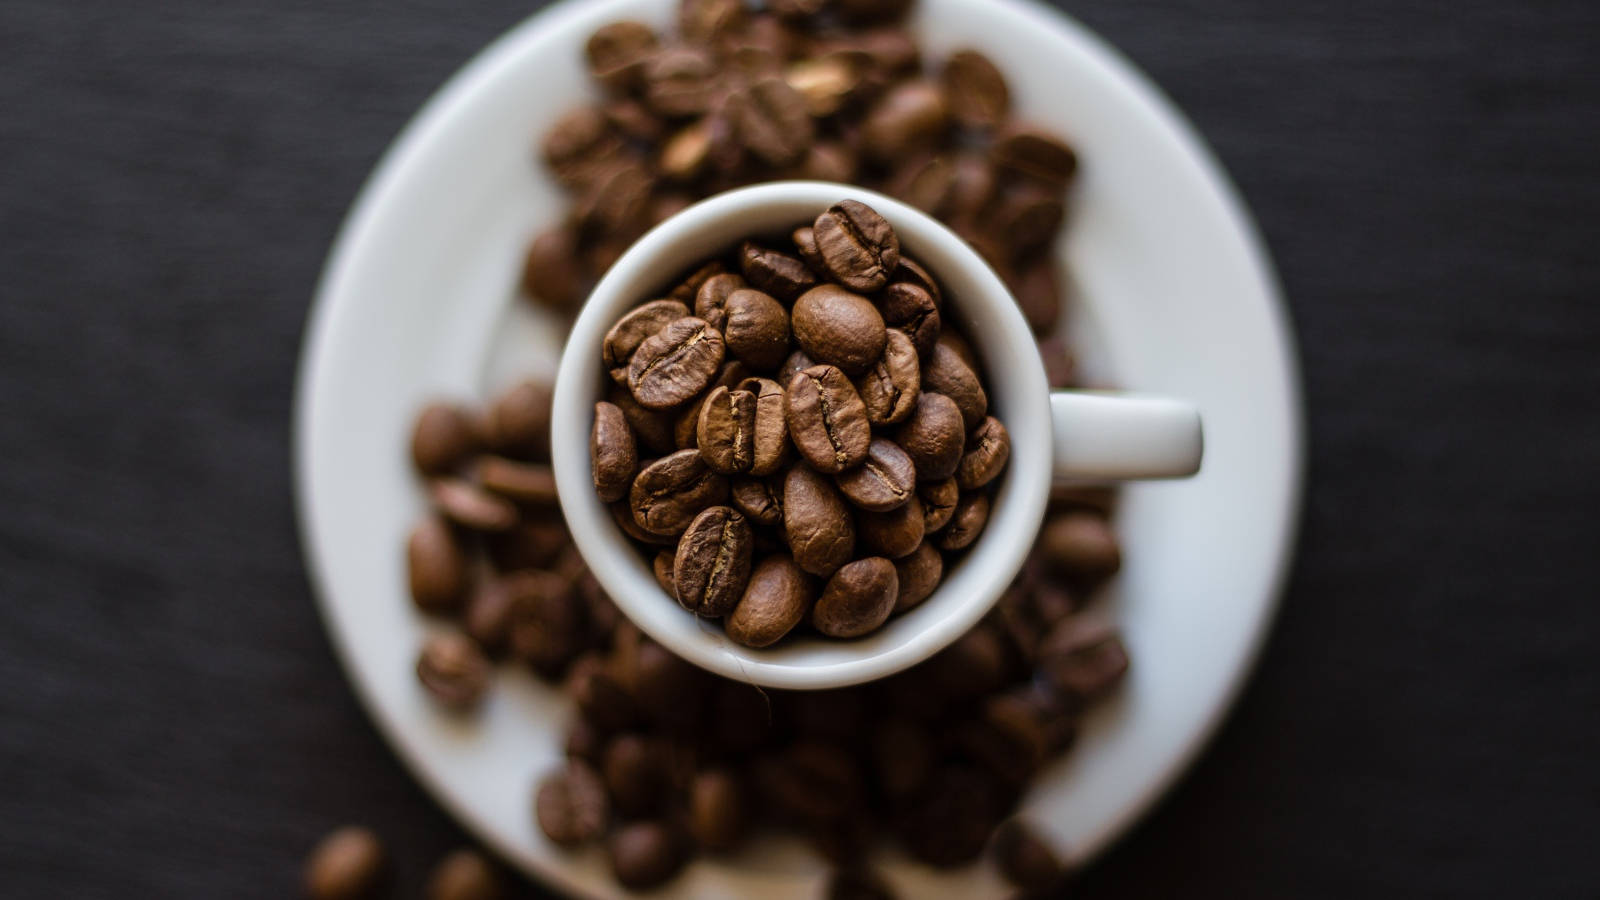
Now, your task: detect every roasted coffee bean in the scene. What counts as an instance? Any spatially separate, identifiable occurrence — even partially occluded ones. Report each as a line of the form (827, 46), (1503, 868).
(696, 386), (757, 474)
(416, 632), (491, 709)
(895, 391), (965, 481)
(565, 716), (605, 763)
(892, 255), (942, 306)
(536, 761), (609, 847)
(946, 152), (999, 222)
(584, 236), (632, 276)
(668, 260), (727, 305)
(755, 741), (865, 823)
(425, 849), (502, 900)
(785, 55), (860, 117)
(1039, 511), (1121, 583)
(430, 478), (519, 533)
(693, 271), (746, 330)
(918, 477), (959, 532)
(632, 641), (710, 731)
(991, 124), (1079, 188)
(505, 570), (584, 675)
(956, 416), (1010, 489)
(304, 826), (386, 900)
(680, 0), (745, 42)
(898, 766), (1005, 867)
(936, 491), (990, 551)
(785, 364), (872, 473)
(565, 653), (636, 733)
(957, 694), (1048, 786)
(411, 403), (481, 475)
(574, 162), (654, 240)
(1040, 618), (1128, 702)
(812, 557), (898, 638)
(726, 554), (813, 648)
(936, 327), (979, 371)
(674, 359), (754, 451)
(921, 342), (987, 430)
(794, 140), (860, 183)
(861, 80), (947, 163)
(408, 515), (469, 613)
(858, 495), (924, 559)
(463, 577), (515, 651)
(792, 226), (823, 274)
(522, 226), (589, 312)
(740, 240), (820, 301)
(792, 284), (887, 377)
(991, 184), (1065, 254)
(733, 377), (789, 476)
(604, 299), (690, 383)
(777, 348), (817, 386)
(644, 47), (717, 118)
(673, 506), (754, 616)
(893, 540), (943, 612)
(854, 329), (920, 426)
(784, 465), (856, 576)
(607, 384), (676, 454)
(630, 449), (729, 536)
(628, 316), (725, 410)
(687, 769), (746, 852)
(812, 199), (900, 292)
(878, 280), (941, 357)
(610, 499), (677, 546)
(722, 288), (790, 370)
(585, 20), (658, 90)
(991, 819), (1068, 892)
(608, 821), (686, 890)
(488, 380), (554, 459)
(604, 97), (666, 143)
(1037, 334), (1077, 388)
(591, 401), (639, 503)
(476, 455), (559, 506)
(485, 512), (571, 569)
(541, 107), (620, 188)
(604, 733), (671, 816)
(652, 551), (676, 595)
(1008, 253), (1062, 335)
(734, 77), (814, 167)
(886, 152), (957, 215)
(836, 438), (917, 511)
(941, 49), (1009, 130)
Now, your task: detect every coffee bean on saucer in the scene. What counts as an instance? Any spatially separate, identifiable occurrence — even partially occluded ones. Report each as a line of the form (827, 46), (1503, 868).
(585, 20), (658, 91)
(792, 284), (888, 377)
(411, 402), (482, 475)
(673, 506), (754, 616)
(941, 49), (1009, 130)
(991, 183), (1065, 254)
(628, 316), (726, 410)
(726, 554), (813, 648)
(734, 77), (815, 167)
(687, 769), (746, 853)
(430, 478), (520, 533)
(991, 123), (1079, 188)
(416, 632), (491, 710)
(1039, 618), (1129, 703)
(408, 515), (469, 613)
(644, 47), (717, 118)
(536, 761), (609, 847)
(521, 226), (590, 312)
(1039, 510), (1121, 583)
(812, 557), (898, 638)
(813, 199), (900, 292)
(1008, 252), (1062, 335)
(304, 826), (386, 900)
(608, 821), (686, 890)
(425, 848), (503, 900)
(475, 455), (559, 506)
(861, 80), (947, 163)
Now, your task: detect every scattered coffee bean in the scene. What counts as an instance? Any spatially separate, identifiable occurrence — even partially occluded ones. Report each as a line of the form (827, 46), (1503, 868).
(486, 380), (554, 460)
(416, 632), (492, 709)
(425, 849), (503, 900)
(991, 124), (1079, 188)
(644, 47), (717, 118)
(1039, 617), (1129, 703)
(429, 478), (519, 533)
(895, 391), (965, 481)
(941, 49), (1009, 130)
(408, 515), (469, 613)
(956, 416), (1011, 489)
(783, 464), (856, 576)
(505, 570), (584, 675)
(1039, 510), (1122, 583)
(521, 226), (590, 312)
(541, 107), (620, 188)
(1008, 252), (1062, 335)
(608, 821), (687, 890)
(812, 557), (898, 638)
(537, 761), (609, 847)
(861, 80), (947, 162)
(411, 403), (482, 475)
(304, 826), (386, 900)
(687, 769), (745, 852)
(785, 364), (872, 473)
(586, 20), (658, 91)
(735, 76), (815, 166)
(673, 505), (753, 616)
(485, 511), (571, 570)
(936, 491), (990, 551)
(475, 455), (558, 506)
(897, 766), (1004, 867)
(604, 733), (671, 817)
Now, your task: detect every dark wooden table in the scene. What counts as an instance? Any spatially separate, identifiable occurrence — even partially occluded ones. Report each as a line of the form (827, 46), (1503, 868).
(3, 1), (1596, 896)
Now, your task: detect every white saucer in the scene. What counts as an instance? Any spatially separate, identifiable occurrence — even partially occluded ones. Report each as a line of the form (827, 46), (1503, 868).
(293, 1), (1304, 896)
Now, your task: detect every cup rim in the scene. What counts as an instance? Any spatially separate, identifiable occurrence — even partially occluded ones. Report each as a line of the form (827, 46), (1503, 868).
(550, 181), (1052, 689)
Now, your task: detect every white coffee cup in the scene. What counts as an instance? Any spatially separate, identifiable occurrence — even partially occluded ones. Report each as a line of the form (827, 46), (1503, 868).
(551, 182), (1201, 690)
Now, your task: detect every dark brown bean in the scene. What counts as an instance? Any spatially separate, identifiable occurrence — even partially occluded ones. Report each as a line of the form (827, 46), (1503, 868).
(679, 0), (746, 42)
(408, 515), (469, 613)
(858, 495), (925, 559)
(688, 770), (746, 853)
(893, 541), (943, 612)
(608, 821), (686, 891)
(604, 734), (671, 817)
(892, 255), (942, 307)
(565, 653), (636, 733)
(958, 693), (1049, 786)
(607, 384), (676, 454)
(673, 506), (754, 616)
(878, 280), (941, 358)
(936, 491), (990, 551)
(536, 761), (609, 847)
(726, 554), (813, 648)
(946, 152), (999, 221)
(723, 288), (790, 370)
(734, 77), (815, 167)
(785, 364), (872, 473)
(854, 328), (921, 425)
(628, 316), (726, 410)
(860, 80), (948, 163)
(956, 416), (1010, 489)
(754, 740), (865, 823)
(776, 348), (816, 386)
(668, 260), (726, 305)
(897, 766), (1005, 867)
(1008, 253), (1062, 335)
(740, 240), (820, 301)
(825, 866), (896, 900)
(1040, 618), (1129, 703)
(835, 438), (917, 511)
(591, 401), (638, 503)
(921, 342), (988, 430)
(733, 377), (789, 476)
(693, 272), (746, 330)
(604, 299), (690, 383)
(792, 225), (825, 273)
(785, 55), (860, 117)
(425, 849), (502, 900)
(886, 152), (956, 216)
(429, 478), (519, 532)
(416, 632), (491, 709)
(1039, 511), (1121, 583)
(991, 124), (1079, 187)
(304, 826), (386, 900)
(585, 20), (658, 90)
(918, 477), (959, 532)
(504, 570), (583, 675)
(521, 226), (589, 312)
(411, 403), (481, 475)
(730, 475), (784, 527)
(792, 284), (888, 377)
(485, 511), (571, 569)
(812, 199), (900, 292)
(629, 449), (729, 536)
(604, 97), (666, 143)
(696, 386), (757, 474)
(812, 557), (898, 638)
(644, 47), (717, 118)
(783, 465), (856, 576)
(463, 577), (515, 651)
(895, 391), (965, 481)
(541, 107), (621, 189)
(936, 327), (979, 372)
(487, 380), (553, 459)
(651, 551), (676, 595)
(610, 499), (676, 546)
(794, 140), (860, 183)
(941, 49), (1009, 130)
(573, 162), (654, 240)
(476, 456), (559, 506)
(991, 184), (1065, 254)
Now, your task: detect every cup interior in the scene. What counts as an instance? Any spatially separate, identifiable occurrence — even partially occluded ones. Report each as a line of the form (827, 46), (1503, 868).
(550, 182), (1052, 689)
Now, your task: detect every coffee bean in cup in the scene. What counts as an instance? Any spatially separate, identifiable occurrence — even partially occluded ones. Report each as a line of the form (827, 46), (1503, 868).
(590, 200), (1010, 646)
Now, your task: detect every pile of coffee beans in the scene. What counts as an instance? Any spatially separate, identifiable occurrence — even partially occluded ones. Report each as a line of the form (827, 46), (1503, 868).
(591, 199), (1008, 645)
(303, 826), (504, 900)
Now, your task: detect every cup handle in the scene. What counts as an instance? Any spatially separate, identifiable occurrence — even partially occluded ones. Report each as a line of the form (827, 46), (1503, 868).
(1049, 391), (1203, 482)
